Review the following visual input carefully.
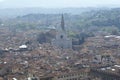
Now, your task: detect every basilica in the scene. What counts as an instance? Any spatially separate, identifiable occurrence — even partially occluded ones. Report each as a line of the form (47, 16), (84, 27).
(51, 15), (72, 49)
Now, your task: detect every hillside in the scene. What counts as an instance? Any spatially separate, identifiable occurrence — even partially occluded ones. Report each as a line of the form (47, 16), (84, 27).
(0, 8), (120, 37)
(0, 7), (99, 18)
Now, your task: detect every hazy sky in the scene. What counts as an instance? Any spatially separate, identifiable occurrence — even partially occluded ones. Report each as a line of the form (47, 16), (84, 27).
(0, 0), (120, 8)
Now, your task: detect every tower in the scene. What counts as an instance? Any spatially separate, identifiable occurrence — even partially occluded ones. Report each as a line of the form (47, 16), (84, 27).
(61, 14), (65, 31)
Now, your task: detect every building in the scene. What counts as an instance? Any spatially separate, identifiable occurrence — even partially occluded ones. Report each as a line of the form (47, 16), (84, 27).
(90, 65), (120, 80)
(51, 14), (72, 49)
(52, 70), (89, 80)
(93, 54), (115, 65)
(39, 69), (90, 80)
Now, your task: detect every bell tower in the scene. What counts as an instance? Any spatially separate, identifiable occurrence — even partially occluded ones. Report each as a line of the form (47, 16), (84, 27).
(61, 14), (65, 31)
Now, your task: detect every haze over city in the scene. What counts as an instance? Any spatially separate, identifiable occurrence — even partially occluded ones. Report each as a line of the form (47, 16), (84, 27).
(0, 0), (120, 8)
(0, 0), (120, 80)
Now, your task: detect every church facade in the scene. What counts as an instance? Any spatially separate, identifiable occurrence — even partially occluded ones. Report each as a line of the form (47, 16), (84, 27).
(51, 15), (72, 49)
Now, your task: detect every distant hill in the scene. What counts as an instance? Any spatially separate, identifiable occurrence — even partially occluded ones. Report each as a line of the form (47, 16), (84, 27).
(13, 8), (120, 32)
(1, 7), (120, 36)
(0, 7), (107, 18)
(78, 8), (120, 29)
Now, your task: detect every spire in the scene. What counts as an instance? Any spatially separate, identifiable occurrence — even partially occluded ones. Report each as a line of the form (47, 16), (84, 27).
(61, 14), (65, 31)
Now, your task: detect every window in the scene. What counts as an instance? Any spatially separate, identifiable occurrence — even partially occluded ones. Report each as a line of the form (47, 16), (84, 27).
(60, 35), (63, 39)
